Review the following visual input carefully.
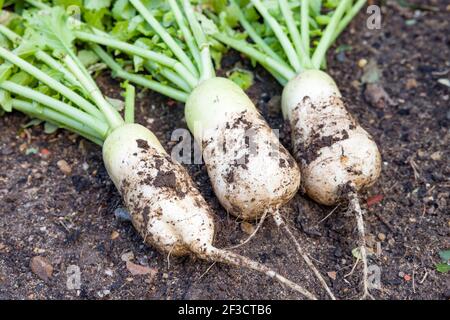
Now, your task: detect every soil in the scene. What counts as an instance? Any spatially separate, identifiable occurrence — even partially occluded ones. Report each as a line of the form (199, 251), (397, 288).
(0, 1), (449, 300)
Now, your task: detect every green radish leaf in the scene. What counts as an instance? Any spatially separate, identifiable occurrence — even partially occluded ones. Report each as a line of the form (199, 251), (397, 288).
(23, 118), (42, 128)
(54, 0), (83, 8)
(106, 96), (124, 111)
(0, 89), (12, 112)
(435, 263), (450, 273)
(228, 69), (254, 90)
(9, 70), (34, 86)
(77, 49), (100, 67)
(315, 15), (331, 26)
(112, 0), (136, 21)
(83, 8), (109, 31)
(84, 0), (111, 10)
(24, 7), (75, 58)
(44, 121), (59, 134)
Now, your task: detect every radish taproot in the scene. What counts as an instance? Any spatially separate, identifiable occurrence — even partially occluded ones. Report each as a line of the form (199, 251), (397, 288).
(0, 9), (316, 299)
(205, 0), (381, 299)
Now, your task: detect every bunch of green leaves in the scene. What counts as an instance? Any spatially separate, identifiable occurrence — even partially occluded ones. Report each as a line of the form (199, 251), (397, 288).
(199, 0), (366, 84)
(77, 0), (226, 87)
(0, 6), (129, 142)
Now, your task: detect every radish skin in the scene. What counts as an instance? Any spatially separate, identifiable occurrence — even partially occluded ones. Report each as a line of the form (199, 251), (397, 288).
(282, 70), (381, 205)
(186, 77), (301, 220)
(103, 123), (315, 299)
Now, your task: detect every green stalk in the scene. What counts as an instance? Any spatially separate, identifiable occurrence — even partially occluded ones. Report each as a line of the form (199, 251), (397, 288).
(124, 83), (135, 124)
(331, 0), (367, 45)
(0, 81), (109, 137)
(279, 0), (312, 68)
(0, 46), (104, 120)
(250, 0), (301, 72)
(75, 31), (198, 89)
(311, 0), (352, 69)
(129, 0), (199, 78)
(12, 99), (103, 143)
(144, 61), (191, 92)
(63, 55), (124, 130)
(24, 0), (47, 9)
(0, 25), (85, 93)
(301, 0), (310, 57)
(213, 33), (295, 81)
(91, 44), (188, 102)
(182, 0), (215, 82)
(168, 0), (202, 72)
(229, 0), (285, 65)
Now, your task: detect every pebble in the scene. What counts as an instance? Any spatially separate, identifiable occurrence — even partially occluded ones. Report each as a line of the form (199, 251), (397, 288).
(358, 58), (368, 68)
(30, 256), (53, 281)
(430, 151), (442, 161)
(405, 78), (418, 89)
(121, 251), (134, 262)
(126, 261), (156, 276)
(97, 289), (111, 298)
(105, 269), (114, 277)
(388, 238), (395, 246)
(240, 222), (255, 235)
(57, 160), (72, 175)
(327, 271), (337, 280)
(110, 231), (120, 240)
(378, 233), (386, 241)
(398, 271), (405, 278)
(114, 208), (132, 222)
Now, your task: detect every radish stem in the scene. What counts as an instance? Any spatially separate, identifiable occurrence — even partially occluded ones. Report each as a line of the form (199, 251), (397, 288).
(124, 83), (135, 124)
(250, 0), (302, 72)
(311, 0), (352, 69)
(301, 0), (310, 57)
(0, 80), (108, 137)
(129, 0), (199, 78)
(90, 44), (189, 102)
(0, 46), (104, 120)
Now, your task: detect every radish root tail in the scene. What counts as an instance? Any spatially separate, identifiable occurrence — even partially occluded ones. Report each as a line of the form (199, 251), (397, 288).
(195, 245), (317, 300)
(272, 209), (337, 300)
(348, 191), (375, 300)
(226, 210), (268, 250)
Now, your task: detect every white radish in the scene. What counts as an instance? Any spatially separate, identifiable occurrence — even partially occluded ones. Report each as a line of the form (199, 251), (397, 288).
(282, 70), (382, 205)
(186, 77), (301, 220)
(282, 70), (382, 299)
(103, 123), (316, 299)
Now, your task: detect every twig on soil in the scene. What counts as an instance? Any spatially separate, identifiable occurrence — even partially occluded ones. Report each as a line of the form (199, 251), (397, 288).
(419, 271), (428, 284)
(317, 204), (340, 224)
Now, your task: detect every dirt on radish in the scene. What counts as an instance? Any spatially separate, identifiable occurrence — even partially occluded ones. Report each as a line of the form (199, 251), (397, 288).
(0, 1), (449, 299)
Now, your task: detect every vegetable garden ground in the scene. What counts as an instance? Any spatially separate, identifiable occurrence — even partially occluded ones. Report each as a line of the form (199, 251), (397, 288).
(0, 1), (448, 299)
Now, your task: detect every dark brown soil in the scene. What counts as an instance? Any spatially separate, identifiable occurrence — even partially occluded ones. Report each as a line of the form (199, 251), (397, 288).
(0, 1), (449, 300)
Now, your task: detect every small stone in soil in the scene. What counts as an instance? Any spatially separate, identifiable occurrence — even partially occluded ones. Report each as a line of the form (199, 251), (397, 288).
(121, 251), (134, 262)
(378, 233), (386, 241)
(57, 160), (72, 175)
(327, 271), (337, 280)
(110, 230), (120, 240)
(126, 261), (156, 276)
(30, 256), (53, 281)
